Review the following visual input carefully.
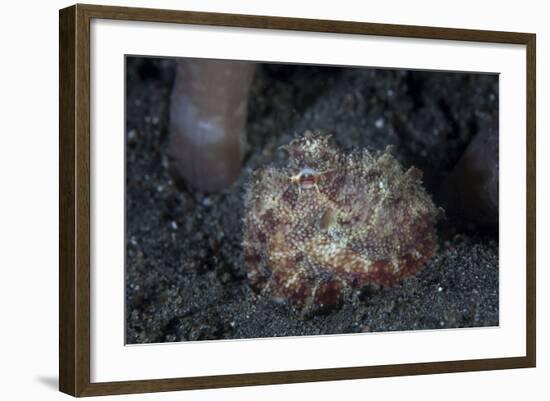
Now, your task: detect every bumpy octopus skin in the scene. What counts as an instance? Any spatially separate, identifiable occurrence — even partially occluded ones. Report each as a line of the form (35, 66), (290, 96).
(243, 132), (439, 313)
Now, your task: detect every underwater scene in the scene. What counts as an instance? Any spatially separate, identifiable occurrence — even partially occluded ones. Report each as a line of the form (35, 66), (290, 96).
(125, 57), (499, 343)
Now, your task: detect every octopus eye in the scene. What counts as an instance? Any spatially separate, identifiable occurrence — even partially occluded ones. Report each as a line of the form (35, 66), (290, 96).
(299, 173), (316, 186)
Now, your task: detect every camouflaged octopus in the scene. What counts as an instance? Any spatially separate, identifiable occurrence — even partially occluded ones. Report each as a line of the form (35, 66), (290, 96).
(243, 131), (439, 314)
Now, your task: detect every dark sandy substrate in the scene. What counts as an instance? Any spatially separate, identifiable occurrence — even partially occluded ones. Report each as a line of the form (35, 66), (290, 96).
(125, 58), (499, 343)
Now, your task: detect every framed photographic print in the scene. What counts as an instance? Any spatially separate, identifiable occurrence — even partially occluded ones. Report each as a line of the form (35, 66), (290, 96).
(59, 4), (536, 397)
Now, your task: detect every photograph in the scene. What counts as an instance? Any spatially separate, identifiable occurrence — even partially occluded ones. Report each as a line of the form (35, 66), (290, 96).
(125, 56), (499, 344)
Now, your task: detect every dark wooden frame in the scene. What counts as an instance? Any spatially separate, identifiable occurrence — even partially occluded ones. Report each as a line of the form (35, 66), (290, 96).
(59, 3), (536, 397)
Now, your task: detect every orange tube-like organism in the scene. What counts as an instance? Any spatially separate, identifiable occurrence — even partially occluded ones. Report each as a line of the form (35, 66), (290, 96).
(169, 59), (255, 193)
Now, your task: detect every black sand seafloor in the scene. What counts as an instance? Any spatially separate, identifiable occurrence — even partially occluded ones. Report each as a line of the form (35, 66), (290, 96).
(125, 58), (499, 343)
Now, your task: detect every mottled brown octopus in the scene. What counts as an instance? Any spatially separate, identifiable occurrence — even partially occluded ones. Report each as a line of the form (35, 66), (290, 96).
(243, 131), (439, 314)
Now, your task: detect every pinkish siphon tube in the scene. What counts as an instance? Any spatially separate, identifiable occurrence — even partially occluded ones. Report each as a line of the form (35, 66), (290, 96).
(169, 59), (255, 192)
